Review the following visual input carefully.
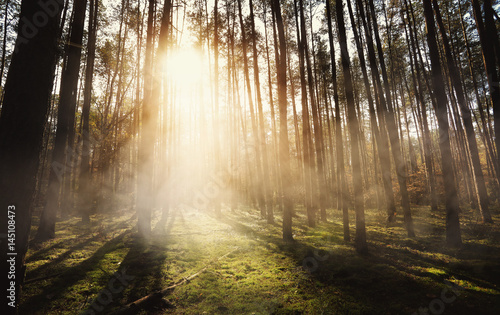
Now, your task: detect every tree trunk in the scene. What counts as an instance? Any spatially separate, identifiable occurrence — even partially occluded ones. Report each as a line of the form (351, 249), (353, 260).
(249, 0), (272, 221)
(237, 0), (267, 218)
(432, 0), (492, 223)
(337, 0), (367, 253)
(294, 0), (315, 227)
(471, 0), (500, 191)
(37, 0), (88, 241)
(137, 0), (157, 238)
(79, 0), (99, 224)
(423, 0), (462, 248)
(0, 0), (62, 310)
(271, 0), (293, 241)
(301, 0), (327, 222)
(365, 0), (415, 237)
(402, 0), (438, 211)
(326, 0), (349, 241)
(348, 0), (396, 225)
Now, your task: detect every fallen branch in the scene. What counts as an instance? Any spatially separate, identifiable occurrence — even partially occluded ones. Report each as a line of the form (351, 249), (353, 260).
(112, 247), (239, 315)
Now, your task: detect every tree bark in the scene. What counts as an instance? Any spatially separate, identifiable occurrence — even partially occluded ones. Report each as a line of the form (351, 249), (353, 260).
(249, 0), (272, 221)
(137, 0), (157, 238)
(79, 0), (99, 223)
(237, 0), (267, 218)
(337, 0), (367, 253)
(294, 0), (315, 227)
(37, 0), (88, 240)
(271, 0), (293, 241)
(0, 0), (62, 310)
(423, 0), (462, 248)
(326, 0), (349, 241)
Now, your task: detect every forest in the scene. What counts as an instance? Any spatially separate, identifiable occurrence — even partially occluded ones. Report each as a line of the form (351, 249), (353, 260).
(0, 0), (499, 313)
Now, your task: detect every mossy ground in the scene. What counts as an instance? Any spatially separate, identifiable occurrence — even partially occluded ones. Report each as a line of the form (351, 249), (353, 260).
(21, 204), (500, 314)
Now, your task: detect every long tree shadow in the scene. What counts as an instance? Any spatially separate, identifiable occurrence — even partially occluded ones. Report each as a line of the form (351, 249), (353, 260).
(206, 208), (500, 314)
(25, 234), (100, 281)
(25, 216), (135, 281)
(96, 211), (187, 314)
(20, 230), (132, 314)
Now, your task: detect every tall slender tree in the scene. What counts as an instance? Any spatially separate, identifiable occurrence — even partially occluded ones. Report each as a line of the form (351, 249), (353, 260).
(137, 0), (157, 237)
(471, 0), (500, 186)
(0, 0), (63, 310)
(423, 0), (462, 247)
(326, 0), (349, 241)
(432, 0), (492, 223)
(37, 0), (88, 240)
(271, 0), (293, 241)
(79, 0), (99, 223)
(337, 0), (367, 253)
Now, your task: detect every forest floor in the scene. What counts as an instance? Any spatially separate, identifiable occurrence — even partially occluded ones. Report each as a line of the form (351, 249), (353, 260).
(20, 203), (500, 314)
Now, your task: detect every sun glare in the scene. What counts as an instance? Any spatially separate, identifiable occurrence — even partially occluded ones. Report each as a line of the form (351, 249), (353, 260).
(165, 47), (204, 86)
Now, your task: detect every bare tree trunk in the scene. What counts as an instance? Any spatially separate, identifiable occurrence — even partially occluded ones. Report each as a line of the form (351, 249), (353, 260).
(300, 0), (327, 222)
(137, 0), (157, 238)
(37, 0), (88, 240)
(237, 0), (267, 218)
(432, 0), (492, 223)
(79, 0), (99, 223)
(471, 0), (500, 191)
(271, 0), (293, 241)
(423, 0), (462, 248)
(294, 0), (315, 227)
(348, 0), (396, 225)
(249, 0), (272, 221)
(0, 0), (62, 310)
(402, 0), (438, 211)
(337, 0), (366, 253)
(326, 0), (349, 241)
(458, 0), (499, 187)
(365, 0), (415, 237)
(263, 1), (278, 222)
(213, 0), (222, 216)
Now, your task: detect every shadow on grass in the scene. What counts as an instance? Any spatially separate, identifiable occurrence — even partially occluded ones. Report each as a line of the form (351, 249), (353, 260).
(207, 207), (500, 314)
(20, 230), (132, 314)
(25, 216), (135, 281)
(94, 212), (188, 314)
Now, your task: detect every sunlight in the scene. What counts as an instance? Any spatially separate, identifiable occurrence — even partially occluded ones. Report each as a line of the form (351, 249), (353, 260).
(164, 47), (203, 87)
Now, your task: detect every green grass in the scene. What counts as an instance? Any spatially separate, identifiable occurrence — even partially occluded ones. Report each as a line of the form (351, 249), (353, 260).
(20, 204), (500, 314)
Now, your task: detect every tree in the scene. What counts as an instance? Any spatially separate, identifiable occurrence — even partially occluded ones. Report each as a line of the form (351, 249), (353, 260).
(337, 0), (367, 253)
(362, 0), (415, 237)
(471, 0), (500, 187)
(37, 0), (88, 240)
(237, 0), (267, 218)
(79, 0), (99, 223)
(325, 0), (349, 241)
(271, 0), (293, 241)
(294, 0), (315, 227)
(431, 0), (492, 223)
(136, 0), (157, 238)
(422, 0), (462, 247)
(0, 0), (63, 310)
